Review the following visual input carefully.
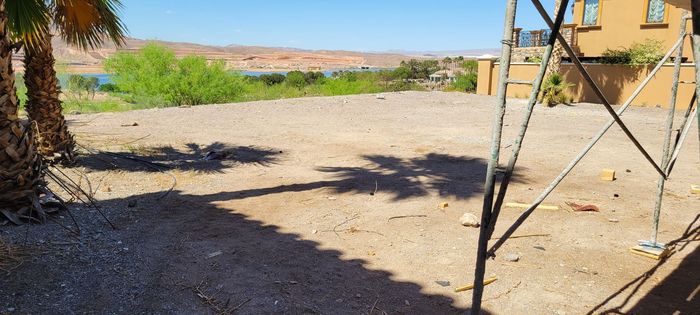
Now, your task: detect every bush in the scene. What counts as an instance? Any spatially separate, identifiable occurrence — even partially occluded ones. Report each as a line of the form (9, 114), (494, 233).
(451, 72), (478, 92)
(304, 71), (325, 84)
(104, 43), (245, 105)
(68, 75), (99, 99)
(601, 39), (664, 65)
(259, 73), (285, 86)
(99, 83), (119, 92)
(285, 70), (307, 89)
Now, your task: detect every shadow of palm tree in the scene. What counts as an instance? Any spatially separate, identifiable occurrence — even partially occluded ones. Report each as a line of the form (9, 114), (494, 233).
(216, 153), (525, 201)
(76, 142), (282, 174)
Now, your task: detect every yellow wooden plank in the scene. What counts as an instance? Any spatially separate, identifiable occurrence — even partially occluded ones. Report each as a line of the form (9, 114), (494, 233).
(455, 277), (498, 293)
(505, 202), (560, 211)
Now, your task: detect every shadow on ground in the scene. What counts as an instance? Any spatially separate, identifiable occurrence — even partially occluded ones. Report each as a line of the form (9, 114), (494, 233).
(107, 189), (490, 313)
(588, 214), (700, 315)
(76, 142), (282, 174)
(210, 153), (524, 201)
(4, 150), (511, 312)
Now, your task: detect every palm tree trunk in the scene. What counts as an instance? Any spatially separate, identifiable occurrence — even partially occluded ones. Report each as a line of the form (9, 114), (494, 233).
(0, 0), (45, 224)
(546, 0), (564, 77)
(24, 32), (74, 162)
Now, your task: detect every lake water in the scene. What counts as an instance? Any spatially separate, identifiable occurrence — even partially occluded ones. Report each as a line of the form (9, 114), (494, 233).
(66, 69), (392, 87)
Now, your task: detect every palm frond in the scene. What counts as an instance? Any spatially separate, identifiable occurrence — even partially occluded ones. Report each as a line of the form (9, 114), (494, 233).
(52, 0), (127, 50)
(5, 0), (51, 51)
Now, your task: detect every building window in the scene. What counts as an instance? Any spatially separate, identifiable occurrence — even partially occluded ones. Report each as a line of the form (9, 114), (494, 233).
(582, 0), (600, 26)
(646, 0), (666, 23)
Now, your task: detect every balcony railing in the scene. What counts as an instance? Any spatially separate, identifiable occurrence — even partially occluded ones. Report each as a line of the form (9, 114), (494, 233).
(513, 24), (577, 48)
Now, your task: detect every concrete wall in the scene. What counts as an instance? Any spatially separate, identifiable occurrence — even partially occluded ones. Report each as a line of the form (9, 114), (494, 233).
(476, 58), (696, 109)
(572, 0), (693, 60)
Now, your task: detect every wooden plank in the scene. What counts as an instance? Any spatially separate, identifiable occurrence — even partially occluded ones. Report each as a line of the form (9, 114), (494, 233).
(505, 202), (560, 211)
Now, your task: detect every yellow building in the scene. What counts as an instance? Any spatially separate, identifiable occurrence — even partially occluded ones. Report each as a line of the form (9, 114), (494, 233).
(477, 0), (695, 108)
(572, 0), (692, 60)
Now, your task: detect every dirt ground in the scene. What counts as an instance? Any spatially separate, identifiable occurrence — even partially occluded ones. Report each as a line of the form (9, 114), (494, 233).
(1, 91), (699, 314)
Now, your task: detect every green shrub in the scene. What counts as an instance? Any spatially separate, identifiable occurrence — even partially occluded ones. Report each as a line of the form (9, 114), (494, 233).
(99, 83), (119, 92)
(259, 73), (286, 86)
(104, 43), (245, 105)
(68, 75), (99, 99)
(286, 70), (307, 89)
(304, 71), (325, 84)
(450, 72), (478, 92)
(601, 39), (663, 65)
(540, 73), (574, 107)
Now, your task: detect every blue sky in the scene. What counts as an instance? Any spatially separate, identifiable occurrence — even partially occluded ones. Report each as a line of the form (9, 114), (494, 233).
(120, 0), (570, 51)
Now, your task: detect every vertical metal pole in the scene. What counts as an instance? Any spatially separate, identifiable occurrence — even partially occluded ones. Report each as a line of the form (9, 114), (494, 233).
(692, 1), (700, 159)
(650, 12), (687, 245)
(471, 0), (517, 313)
(487, 0), (570, 239)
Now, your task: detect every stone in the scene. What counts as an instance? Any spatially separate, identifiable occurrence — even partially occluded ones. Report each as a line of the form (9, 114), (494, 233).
(438, 202), (449, 209)
(376, 93), (386, 100)
(504, 253), (520, 262)
(459, 213), (480, 227)
(435, 280), (451, 287)
(600, 169), (616, 181)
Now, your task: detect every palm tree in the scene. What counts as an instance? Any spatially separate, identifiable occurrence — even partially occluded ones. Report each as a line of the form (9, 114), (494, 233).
(22, 0), (126, 162)
(442, 56), (453, 70)
(546, 0), (564, 77)
(0, 0), (50, 223)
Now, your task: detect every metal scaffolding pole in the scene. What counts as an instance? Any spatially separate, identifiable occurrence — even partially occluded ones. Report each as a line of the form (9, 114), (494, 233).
(471, 0), (518, 312)
(647, 12), (688, 249)
(693, 1), (700, 160)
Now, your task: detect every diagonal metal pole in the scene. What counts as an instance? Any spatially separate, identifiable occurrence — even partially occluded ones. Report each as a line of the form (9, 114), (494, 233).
(531, 0), (667, 179)
(486, 0), (570, 240)
(471, 0), (518, 313)
(488, 29), (686, 256)
(649, 12), (687, 246)
(667, 93), (697, 175)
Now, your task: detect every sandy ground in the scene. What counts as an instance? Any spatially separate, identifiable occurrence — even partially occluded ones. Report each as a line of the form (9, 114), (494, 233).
(1, 92), (699, 314)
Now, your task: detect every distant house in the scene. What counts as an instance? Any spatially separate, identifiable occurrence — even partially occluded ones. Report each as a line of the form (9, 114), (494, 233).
(429, 70), (462, 83)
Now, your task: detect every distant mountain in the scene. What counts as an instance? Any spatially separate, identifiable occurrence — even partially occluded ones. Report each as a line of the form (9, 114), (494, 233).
(14, 37), (498, 73)
(379, 48), (501, 58)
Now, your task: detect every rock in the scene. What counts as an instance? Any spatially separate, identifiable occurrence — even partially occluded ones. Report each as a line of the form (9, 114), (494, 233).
(68, 110), (81, 115)
(459, 213), (480, 227)
(311, 229), (318, 234)
(504, 253), (520, 262)
(608, 218), (620, 223)
(127, 199), (137, 208)
(404, 300), (410, 306)
(435, 280), (451, 287)
(376, 93), (386, 100)
(438, 202), (449, 209)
